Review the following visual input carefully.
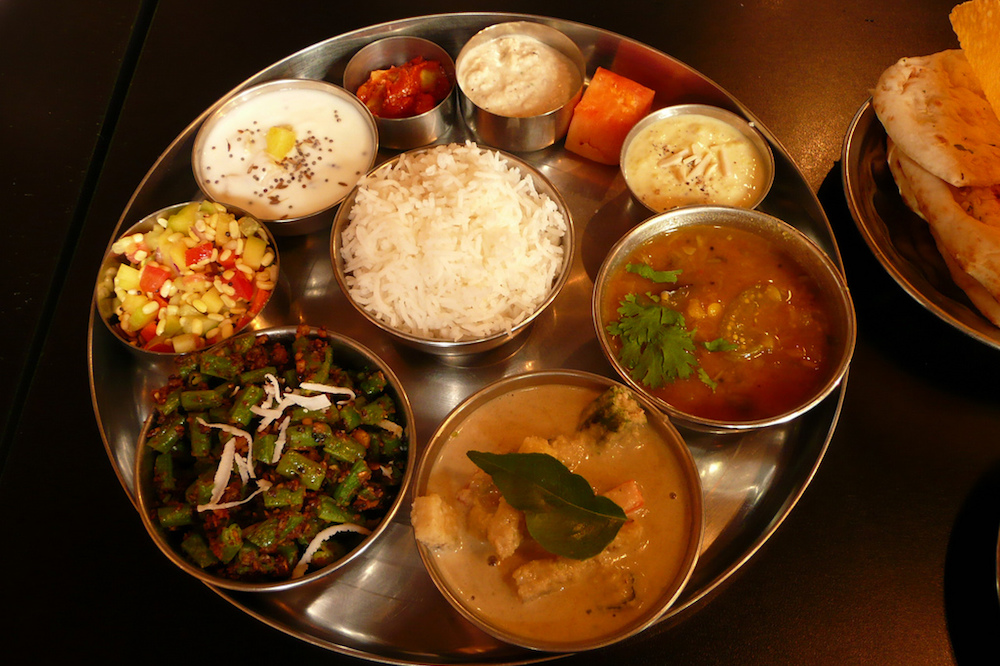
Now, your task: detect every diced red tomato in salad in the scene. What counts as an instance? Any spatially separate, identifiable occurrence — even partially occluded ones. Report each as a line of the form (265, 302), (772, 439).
(217, 248), (237, 269)
(144, 339), (174, 353)
(139, 320), (160, 344)
(227, 271), (255, 302)
(185, 241), (215, 267)
(248, 287), (271, 317)
(237, 288), (272, 330)
(139, 263), (171, 293)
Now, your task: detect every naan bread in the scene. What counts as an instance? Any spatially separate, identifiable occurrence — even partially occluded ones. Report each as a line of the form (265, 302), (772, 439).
(937, 243), (1000, 326)
(888, 139), (996, 320)
(891, 141), (1000, 324)
(873, 49), (1000, 187)
(951, 0), (1000, 120)
(889, 140), (1000, 324)
(886, 139), (925, 221)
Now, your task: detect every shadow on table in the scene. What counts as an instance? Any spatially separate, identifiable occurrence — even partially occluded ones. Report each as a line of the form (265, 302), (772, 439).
(945, 461), (1000, 664)
(818, 165), (1000, 662)
(817, 166), (1000, 404)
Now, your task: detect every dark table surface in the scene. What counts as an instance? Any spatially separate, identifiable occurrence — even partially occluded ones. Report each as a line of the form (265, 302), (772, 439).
(3, 0), (999, 663)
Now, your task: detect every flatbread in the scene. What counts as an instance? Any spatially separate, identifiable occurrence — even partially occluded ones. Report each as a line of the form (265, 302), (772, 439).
(951, 0), (1000, 120)
(937, 239), (1000, 326)
(889, 142), (1000, 321)
(890, 140), (1000, 324)
(886, 139), (925, 221)
(873, 49), (1000, 187)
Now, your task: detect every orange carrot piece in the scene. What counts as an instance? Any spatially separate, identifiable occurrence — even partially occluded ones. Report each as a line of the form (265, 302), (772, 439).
(564, 67), (656, 165)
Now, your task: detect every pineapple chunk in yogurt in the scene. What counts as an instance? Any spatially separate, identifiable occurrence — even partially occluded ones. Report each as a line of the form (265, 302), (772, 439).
(196, 84), (375, 221)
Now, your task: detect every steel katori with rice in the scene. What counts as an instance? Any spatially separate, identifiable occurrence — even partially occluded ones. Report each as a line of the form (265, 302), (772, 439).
(331, 141), (573, 355)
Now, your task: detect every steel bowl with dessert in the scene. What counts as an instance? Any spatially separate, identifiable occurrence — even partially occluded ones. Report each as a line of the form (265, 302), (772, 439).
(594, 205), (856, 432)
(134, 325), (416, 592)
(410, 370), (703, 652)
(191, 78), (378, 236)
(455, 21), (586, 152)
(343, 36), (456, 150)
(620, 104), (775, 213)
(331, 141), (574, 356)
(93, 200), (279, 357)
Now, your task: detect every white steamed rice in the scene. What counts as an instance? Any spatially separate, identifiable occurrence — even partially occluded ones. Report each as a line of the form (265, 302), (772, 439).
(340, 141), (568, 341)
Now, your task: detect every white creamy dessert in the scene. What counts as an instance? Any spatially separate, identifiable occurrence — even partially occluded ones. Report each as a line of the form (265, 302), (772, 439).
(622, 112), (767, 212)
(196, 84), (375, 221)
(458, 34), (581, 117)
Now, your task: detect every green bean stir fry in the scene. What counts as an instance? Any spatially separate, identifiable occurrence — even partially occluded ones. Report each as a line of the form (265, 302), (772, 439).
(143, 326), (408, 582)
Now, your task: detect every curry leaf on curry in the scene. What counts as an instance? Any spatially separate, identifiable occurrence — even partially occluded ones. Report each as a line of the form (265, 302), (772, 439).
(466, 451), (626, 560)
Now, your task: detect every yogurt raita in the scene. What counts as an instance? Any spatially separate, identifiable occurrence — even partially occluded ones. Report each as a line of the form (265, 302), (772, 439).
(195, 83), (375, 221)
(458, 34), (581, 118)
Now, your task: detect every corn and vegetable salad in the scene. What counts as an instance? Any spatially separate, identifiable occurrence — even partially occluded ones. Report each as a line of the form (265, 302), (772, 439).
(98, 201), (277, 353)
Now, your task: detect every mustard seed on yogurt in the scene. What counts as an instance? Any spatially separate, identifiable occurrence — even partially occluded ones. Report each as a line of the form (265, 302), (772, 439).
(194, 82), (376, 221)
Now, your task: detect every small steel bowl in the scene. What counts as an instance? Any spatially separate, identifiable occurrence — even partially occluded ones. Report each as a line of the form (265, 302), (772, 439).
(620, 104), (775, 213)
(192, 78), (378, 236)
(343, 36), (456, 150)
(593, 205), (857, 433)
(134, 325), (417, 592)
(411, 369), (703, 652)
(455, 21), (585, 152)
(330, 144), (574, 357)
(93, 200), (279, 357)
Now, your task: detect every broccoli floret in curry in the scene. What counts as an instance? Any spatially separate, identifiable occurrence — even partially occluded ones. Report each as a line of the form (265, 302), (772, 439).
(578, 385), (647, 437)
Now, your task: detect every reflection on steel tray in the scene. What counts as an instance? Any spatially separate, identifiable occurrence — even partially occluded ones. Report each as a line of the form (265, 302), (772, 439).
(842, 98), (1000, 351)
(89, 12), (848, 664)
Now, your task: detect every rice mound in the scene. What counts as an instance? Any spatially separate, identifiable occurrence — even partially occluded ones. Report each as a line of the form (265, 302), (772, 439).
(340, 142), (568, 341)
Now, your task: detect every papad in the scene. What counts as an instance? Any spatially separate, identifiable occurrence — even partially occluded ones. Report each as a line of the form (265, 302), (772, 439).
(951, 0), (1000, 120)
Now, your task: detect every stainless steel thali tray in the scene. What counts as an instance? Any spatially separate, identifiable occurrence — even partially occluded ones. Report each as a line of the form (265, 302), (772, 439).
(842, 98), (1000, 350)
(89, 12), (849, 664)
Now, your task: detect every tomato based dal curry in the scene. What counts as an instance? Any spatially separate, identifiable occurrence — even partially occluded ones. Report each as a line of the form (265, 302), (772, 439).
(601, 224), (836, 422)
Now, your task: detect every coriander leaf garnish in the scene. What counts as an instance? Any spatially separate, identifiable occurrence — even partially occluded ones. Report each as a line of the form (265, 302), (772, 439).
(467, 451), (626, 560)
(606, 293), (732, 390)
(606, 293), (699, 388)
(703, 338), (738, 352)
(697, 367), (718, 390)
(625, 262), (682, 284)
